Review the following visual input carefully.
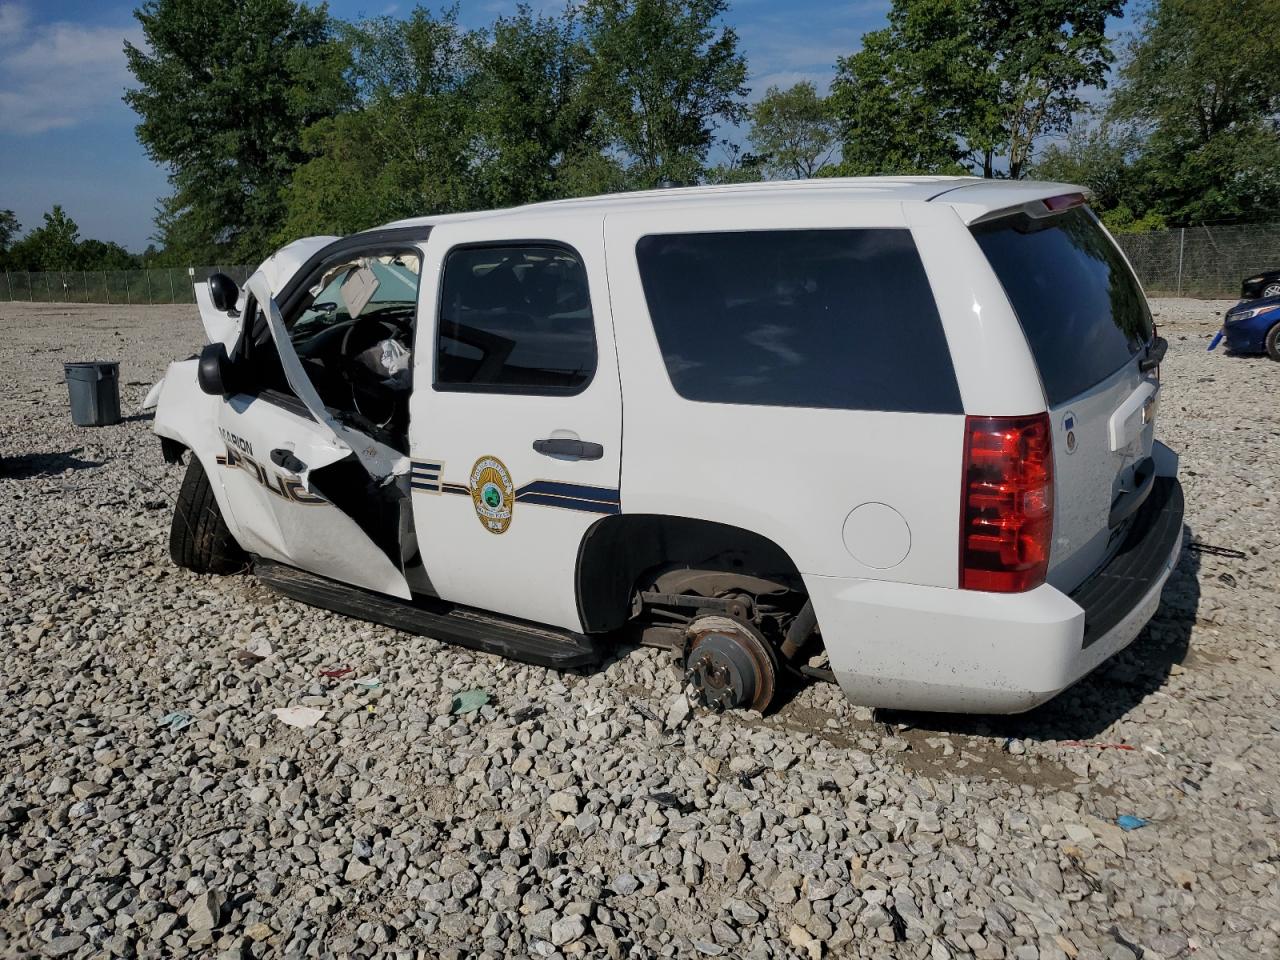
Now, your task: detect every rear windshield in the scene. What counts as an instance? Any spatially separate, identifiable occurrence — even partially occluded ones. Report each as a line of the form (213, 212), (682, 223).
(634, 229), (962, 414)
(973, 207), (1152, 405)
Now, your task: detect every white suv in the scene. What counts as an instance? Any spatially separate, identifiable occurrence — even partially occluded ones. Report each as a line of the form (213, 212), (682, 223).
(148, 177), (1184, 714)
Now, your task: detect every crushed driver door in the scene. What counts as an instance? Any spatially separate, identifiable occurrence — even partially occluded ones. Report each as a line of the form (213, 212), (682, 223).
(209, 272), (412, 599)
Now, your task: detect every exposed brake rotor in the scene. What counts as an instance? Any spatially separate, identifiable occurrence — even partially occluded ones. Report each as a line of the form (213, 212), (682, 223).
(684, 616), (778, 712)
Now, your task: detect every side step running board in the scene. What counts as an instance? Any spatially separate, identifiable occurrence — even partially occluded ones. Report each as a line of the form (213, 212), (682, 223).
(253, 557), (602, 669)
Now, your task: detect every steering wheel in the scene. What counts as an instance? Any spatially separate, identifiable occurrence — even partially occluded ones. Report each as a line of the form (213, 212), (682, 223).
(338, 317), (408, 428)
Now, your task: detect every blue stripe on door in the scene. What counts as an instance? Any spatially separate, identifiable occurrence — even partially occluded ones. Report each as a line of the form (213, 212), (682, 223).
(515, 492), (621, 515)
(411, 460), (621, 514)
(515, 479), (620, 504)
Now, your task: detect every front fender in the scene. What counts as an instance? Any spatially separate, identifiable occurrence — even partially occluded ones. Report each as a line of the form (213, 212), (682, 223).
(152, 360), (220, 457)
(151, 360), (249, 548)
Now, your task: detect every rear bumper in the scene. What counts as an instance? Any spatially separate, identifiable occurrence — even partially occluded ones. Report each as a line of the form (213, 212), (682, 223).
(809, 476), (1185, 714)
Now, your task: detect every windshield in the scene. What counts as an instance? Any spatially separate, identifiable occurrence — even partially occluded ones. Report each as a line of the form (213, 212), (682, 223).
(973, 207), (1153, 405)
(290, 256), (420, 344)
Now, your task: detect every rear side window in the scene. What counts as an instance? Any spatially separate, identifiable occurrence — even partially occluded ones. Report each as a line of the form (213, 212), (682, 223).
(973, 207), (1153, 405)
(435, 244), (596, 394)
(634, 230), (961, 413)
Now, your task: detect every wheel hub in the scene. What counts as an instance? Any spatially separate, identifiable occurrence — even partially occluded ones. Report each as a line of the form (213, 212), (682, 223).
(684, 617), (778, 712)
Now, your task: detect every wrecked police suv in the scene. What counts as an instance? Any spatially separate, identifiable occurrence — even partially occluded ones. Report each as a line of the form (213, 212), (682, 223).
(147, 178), (1184, 714)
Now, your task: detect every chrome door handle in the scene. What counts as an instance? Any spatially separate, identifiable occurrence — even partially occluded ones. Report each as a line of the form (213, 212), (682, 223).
(532, 438), (604, 460)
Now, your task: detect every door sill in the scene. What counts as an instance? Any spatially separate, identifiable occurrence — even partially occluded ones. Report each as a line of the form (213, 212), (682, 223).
(252, 557), (602, 669)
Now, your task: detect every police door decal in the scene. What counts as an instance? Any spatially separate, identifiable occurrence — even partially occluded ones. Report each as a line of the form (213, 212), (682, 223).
(409, 456), (619, 532)
(470, 456), (514, 534)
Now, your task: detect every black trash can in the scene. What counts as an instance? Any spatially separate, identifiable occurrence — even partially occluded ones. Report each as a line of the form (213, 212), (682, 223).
(65, 361), (121, 427)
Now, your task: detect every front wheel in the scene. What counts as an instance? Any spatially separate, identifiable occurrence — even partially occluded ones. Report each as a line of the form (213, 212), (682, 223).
(169, 457), (245, 574)
(1266, 323), (1280, 362)
(1262, 283), (1280, 298)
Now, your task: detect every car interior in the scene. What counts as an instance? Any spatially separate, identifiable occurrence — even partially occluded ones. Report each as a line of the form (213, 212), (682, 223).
(239, 251), (422, 452)
(287, 254), (421, 435)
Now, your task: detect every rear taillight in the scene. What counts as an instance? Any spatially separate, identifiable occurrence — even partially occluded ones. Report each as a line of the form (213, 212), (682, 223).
(960, 413), (1054, 592)
(1042, 192), (1086, 212)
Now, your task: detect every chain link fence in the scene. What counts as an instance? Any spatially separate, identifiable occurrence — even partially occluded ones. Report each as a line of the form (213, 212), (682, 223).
(0, 265), (253, 305)
(1113, 224), (1280, 299)
(3, 224), (1279, 303)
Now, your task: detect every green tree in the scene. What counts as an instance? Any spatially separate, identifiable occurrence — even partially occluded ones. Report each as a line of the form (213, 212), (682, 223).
(748, 82), (838, 179)
(2, 208), (147, 270)
(831, 0), (1122, 179)
(466, 6), (603, 207)
(1108, 0), (1280, 224)
(280, 5), (636, 237)
(18, 206), (82, 271)
(1098, 206), (1167, 234)
(124, 0), (346, 263)
(704, 142), (766, 184)
(1032, 121), (1145, 210)
(830, 17), (968, 177)
(582, 0), (748, 187)
(0, 210), (19, 255)
(279, 10), (477, 238)
(77, 239), (144, 270)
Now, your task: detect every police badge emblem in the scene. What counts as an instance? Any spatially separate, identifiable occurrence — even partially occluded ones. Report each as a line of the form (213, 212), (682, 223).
(470, 456), (515, 534)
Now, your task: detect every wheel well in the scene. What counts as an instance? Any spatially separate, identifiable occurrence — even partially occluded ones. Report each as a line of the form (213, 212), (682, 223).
(159, 436), (188, 464)
(575, 514), (804, 633)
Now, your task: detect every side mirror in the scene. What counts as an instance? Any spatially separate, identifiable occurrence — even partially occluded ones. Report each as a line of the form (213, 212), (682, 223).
(208, 273), (240, 313)
(197, 342), (235, 396)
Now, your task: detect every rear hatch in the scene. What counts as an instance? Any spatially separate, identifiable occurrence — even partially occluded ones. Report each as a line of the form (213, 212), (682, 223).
(972, 204), (1160, 593)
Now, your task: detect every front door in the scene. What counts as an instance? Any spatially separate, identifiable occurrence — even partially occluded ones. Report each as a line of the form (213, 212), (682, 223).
(211, 392), (412, 597)
(210, 252), (424, 600)
(409, 220), (622, 631)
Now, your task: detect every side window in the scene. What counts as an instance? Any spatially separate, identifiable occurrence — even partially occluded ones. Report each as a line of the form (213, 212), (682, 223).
(634, 229), (962, 414)
(435, 244), (596, 394)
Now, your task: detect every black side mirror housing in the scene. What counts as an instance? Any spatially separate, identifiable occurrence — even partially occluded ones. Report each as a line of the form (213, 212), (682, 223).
(208, 273), (240, 313)
(197, 342), (236, 396)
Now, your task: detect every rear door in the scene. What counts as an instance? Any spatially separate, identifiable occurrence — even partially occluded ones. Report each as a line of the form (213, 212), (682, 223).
(604, 202), (970, 592)
(408, 218), (622, 631)
(972, 205), (1159, 590)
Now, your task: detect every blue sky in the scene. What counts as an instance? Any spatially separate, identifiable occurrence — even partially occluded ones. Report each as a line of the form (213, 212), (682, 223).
(0, 0), (893, 251)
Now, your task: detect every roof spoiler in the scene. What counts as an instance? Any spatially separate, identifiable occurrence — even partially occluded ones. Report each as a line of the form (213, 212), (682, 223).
(969, 191), (1089, 226)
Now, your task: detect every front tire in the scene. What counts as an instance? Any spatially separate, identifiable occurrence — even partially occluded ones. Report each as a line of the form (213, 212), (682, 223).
(1262, 283), (1280, 298)
(170, 457), (245, 574)
(1266, 323), (1280, 362)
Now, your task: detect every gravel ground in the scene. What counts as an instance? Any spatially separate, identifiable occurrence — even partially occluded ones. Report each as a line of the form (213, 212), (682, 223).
(1, 299), (1277, 960)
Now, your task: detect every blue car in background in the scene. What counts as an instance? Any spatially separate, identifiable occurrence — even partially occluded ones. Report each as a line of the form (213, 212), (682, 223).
(1209, 297), (1280, 360)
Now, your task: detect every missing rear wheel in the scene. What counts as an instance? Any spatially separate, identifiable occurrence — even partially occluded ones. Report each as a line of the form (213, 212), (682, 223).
(684, 617), (778, 712)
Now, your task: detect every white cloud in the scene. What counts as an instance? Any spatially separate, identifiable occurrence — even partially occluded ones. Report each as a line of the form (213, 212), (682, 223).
(0, 1), (29, 35)
(0, 2), (144, 135)
(750, 70), (837, 97)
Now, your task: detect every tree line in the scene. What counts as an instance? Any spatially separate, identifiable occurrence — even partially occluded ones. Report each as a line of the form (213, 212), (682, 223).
(10, 0), (1277, 270)
(0, 207), (165, 273)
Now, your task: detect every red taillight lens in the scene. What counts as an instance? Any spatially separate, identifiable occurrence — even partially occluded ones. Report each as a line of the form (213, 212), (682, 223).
(1042, 192), (1086, 212)
(960, 413), (1054, 592)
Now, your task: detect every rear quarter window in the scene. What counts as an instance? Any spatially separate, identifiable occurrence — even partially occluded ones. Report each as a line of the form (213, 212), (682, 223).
(972, 207), (1153, 405)
(634, 229), (962, 414)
